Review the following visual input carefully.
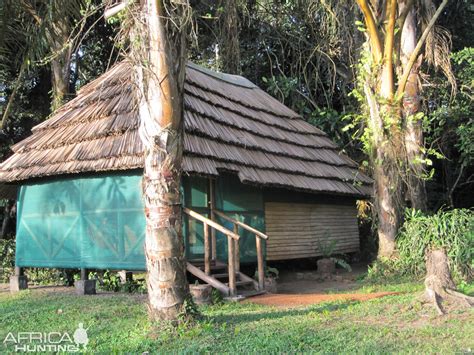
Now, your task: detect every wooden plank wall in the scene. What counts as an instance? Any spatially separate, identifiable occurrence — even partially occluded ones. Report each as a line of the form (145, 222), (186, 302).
(265, 202), (359, 261)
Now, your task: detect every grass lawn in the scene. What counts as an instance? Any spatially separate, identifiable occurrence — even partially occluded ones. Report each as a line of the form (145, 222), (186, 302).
(0, 282), (473, 353)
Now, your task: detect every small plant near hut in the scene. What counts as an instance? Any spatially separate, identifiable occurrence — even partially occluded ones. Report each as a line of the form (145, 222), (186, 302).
(255, 266), (279, 293)
(315, 231), (352, 277)
(0, 239), (15, 282)
(87, 270), (147, 294)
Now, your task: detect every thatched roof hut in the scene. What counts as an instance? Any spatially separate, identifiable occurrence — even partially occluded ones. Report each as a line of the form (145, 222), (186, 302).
(0, 61), (371, 197)
(3, 62), (373, 277)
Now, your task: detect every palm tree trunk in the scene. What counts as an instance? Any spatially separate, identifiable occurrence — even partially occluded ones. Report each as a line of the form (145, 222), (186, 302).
(135, 0), (190, 321)
(219, 0), (240, 74)
(50, 52), (71, 111)
(365, 83), (402, 258)
(400, 2), (428, 211)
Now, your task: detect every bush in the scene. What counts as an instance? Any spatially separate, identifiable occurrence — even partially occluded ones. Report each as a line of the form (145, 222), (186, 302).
(0, 239), (15, 282)
(396, 208), (473, 282)
(369, 208), (473, 283)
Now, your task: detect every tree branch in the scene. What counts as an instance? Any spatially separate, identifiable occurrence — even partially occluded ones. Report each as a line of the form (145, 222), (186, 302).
(356, 0), (383, 62)
(396, 0), (449, 97)
(1, 61), (27, 129)
(397, 0), (415, 31)
(381, 0), (397, 98)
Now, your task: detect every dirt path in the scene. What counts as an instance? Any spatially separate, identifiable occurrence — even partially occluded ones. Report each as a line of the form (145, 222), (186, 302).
(246, 291), (399, 308)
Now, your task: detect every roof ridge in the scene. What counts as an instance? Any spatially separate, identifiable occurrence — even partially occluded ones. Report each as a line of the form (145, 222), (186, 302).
(186, 62), (257, 89)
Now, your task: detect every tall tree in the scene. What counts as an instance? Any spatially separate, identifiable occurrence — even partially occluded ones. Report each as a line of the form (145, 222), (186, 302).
(0, 0), (90, 123)
(354, 0), (450, 257)
(218, 0), (241, 74)
(128, 0), (192, 321)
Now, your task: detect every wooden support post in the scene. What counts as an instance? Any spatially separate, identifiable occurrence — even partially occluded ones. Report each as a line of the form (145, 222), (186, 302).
(76, 268), (96, 295)
(10, 266), (28, 292)
(227, 235), (236, 296)
(233, 224), (240, 273)
(209, 178), (217, 261)
(118, 270), (133, 283)
(256, 237), (265, 291)
(204, 222), (211, 275)
(15, 267), (23, 276)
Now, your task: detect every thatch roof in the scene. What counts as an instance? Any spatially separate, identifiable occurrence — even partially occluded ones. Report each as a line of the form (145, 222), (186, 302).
(0, 61), (372, 197)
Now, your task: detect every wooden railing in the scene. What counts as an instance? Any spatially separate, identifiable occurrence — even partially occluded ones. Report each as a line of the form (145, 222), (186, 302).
(183, 208), (240, 296)
(214, 210), (268, 291)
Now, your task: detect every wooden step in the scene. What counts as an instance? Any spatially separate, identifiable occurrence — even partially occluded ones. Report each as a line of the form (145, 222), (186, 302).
(190, 260), (227, 271)
(226, 280), (255, 287)
(237, 271), (259, 289)
(186, 262), (230, 295)
(211, 273), (229, 279)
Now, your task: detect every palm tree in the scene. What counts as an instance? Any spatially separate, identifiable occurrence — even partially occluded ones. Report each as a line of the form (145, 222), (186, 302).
(354, 0), (451, 257)
(0, 0), (89, 125)
(127, 0), (192, 321)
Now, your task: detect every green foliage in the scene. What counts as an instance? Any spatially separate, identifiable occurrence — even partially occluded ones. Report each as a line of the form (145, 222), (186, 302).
(211, 288), (223, 305)
(99, 270), (121, 292)
(255, 266), (279, 279)
(313, 231), (353, 272)
(266, 266), (279, 279)
(25, 268), (69, 286)
(0, 239), (15, 282)
(88, 270), (147, 294)
(396, 208), (473, 282)
(424, 47), (474, 206)
(368, 208), (473, 283)
(178, 296), (201, 324)
(332, 258), (352, 272)
(315, 232), (337, 257)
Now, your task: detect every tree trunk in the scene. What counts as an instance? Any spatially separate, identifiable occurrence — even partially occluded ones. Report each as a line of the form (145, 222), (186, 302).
(363, 69), (403, 259)
(424, 248), (473, 315)
(50, 53), (71, 111)
(46, 15), (72, 111)
(400, 2), (428, 211)
(374, 161), (400, 258)
(219, 0), (240, 74)
(135, 0), (190, 322)
(425, 248), (455, 292)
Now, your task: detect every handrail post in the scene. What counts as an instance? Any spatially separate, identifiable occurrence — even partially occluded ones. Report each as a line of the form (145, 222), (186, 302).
(227, 235), (236, 296)
(233, 224), (240, 273)
(204, 222), (211, 275)
(256, 237), (264, 291)
(209, 178), (217, 261)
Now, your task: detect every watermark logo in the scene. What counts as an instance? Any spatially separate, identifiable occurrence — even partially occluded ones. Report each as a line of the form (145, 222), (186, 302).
(3, 323), (89, 352)
(73, 323), (89, 349)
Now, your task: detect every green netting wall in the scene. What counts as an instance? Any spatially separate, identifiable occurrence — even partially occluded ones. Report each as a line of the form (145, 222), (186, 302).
(16, 172), (147, 270)
(183, 174), (265, 263)
(16, 172), (266, 269)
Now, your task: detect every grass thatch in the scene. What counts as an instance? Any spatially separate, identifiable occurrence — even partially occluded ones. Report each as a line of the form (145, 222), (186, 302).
(0, 61), (372, 197)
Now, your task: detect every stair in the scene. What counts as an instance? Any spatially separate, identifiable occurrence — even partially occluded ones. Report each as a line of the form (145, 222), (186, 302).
(186, 260), (265, 299)
(183, 208), (268, 300)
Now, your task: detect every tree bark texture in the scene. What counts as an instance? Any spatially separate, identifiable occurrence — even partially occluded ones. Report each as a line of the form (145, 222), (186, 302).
(135, 0), (190, 321)
(400, 2), (428, 211)
(219, 0), (240, 74)
(424, 248), (473, 315)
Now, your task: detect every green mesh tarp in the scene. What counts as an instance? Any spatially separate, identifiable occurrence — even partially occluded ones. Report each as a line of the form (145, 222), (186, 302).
(16, 173), (147, 270)
(183, 174), (265, 262)
(16, 173), (265, 269)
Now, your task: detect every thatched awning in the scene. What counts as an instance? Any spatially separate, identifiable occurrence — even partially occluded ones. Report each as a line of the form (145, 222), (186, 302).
(0, 62), (372, 198)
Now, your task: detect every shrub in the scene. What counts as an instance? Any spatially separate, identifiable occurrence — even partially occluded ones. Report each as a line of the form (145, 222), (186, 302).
(367, 208), (473, 283)
(396, 208), (473, 282)
(0, 239), (15, 282)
